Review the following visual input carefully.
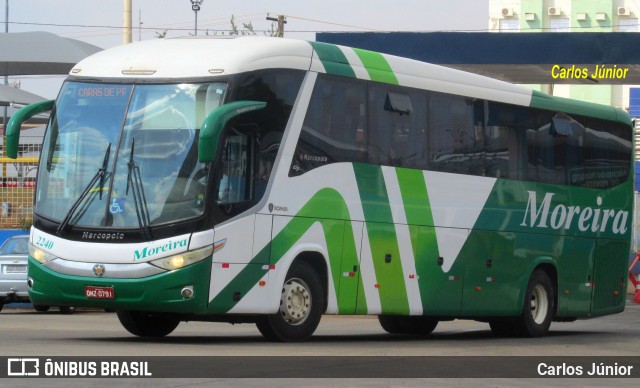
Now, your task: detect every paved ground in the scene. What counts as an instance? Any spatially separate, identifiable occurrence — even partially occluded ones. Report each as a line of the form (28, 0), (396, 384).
(0, 298), (638, 386)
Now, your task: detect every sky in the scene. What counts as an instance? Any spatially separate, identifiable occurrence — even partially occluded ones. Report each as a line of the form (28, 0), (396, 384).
(4, 0), (490, 98)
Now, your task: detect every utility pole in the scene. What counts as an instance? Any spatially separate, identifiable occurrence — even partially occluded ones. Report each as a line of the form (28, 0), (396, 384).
(3, 0), (8, 181)
(123, 0), (132, 44)
(3, 0), (9, 139)
(266, 14), (286, 37)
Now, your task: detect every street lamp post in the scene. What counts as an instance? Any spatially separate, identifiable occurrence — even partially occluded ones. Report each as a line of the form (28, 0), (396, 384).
(3, 0), (8, 139)
(190, 0), (204, 36)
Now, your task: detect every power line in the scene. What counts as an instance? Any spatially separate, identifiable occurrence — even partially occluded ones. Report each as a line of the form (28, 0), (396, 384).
(287, 15), (383, 31)
(10, 13), (271, 40)
(60, 15), (267, 40)
(8, 19), (640, 35)
(8, 20), (197, 32)
(9, 13), (267, 33)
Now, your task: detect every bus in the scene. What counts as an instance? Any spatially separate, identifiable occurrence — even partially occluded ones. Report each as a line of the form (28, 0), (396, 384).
(5, 37), (633, 341)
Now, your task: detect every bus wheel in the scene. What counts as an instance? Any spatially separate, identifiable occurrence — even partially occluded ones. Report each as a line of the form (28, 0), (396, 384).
(378, 315), (438, 335)
(59, 306), (75, 314)
(515, 270), (555, 337)
(116, 310), (180, 338)
(33, 305), (50, 312)
(256, 261), (323, 342)
(378, 315), (404, 333)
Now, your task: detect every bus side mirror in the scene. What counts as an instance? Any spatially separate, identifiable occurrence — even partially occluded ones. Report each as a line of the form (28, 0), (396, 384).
(198, 100), (266, 163)
(5, 99), (55, 159)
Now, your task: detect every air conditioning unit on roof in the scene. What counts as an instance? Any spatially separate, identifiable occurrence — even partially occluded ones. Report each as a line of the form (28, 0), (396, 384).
(548, 7), (562, 16)
(501, 8), (514, 17)
(618, 7), (631, 16)
(595, 12), (607, 21)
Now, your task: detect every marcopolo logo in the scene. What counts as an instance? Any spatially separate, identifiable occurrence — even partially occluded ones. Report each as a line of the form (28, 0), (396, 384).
(133, 239), (188, 261)
(520, 191), (628, 235)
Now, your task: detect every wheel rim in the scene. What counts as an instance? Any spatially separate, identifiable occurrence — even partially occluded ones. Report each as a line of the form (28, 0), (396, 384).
(279, 277), (311, 325)
(530, 284), (549, 324)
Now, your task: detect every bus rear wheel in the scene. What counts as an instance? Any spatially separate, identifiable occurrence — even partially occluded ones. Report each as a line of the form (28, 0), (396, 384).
(116, 310), (180, 338)
(256, 261), (324, 342)
(378, 315), (438, 335)
(514, 269), (555, 337)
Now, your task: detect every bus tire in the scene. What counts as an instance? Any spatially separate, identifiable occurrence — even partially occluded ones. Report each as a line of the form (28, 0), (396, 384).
(59, 306), (75, 314)
(515, 269), (555, 337)
(116, 310), (180, 338)
(378, 315), (404, 334)
(33, 304), (50, 312)
(256, 261), (323, 342)
(379, 315), (438, 335)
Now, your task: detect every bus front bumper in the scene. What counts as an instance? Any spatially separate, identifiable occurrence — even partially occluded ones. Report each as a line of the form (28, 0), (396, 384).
(27, 256), (211, 314)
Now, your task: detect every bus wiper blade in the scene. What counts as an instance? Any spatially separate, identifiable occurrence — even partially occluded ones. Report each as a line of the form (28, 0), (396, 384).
(98, 143), (111, 200)
(126, 139), (152, 239)
(56, 143), (111, 235)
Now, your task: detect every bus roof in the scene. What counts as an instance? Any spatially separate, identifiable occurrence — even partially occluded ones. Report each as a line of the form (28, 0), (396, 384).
(70, 36), (630, 125)
(71, 36), (314, 79)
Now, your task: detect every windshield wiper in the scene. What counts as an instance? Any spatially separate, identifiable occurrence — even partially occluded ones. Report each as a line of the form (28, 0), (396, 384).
(126, 139), (152, 239)
(56, 143), (111, 235)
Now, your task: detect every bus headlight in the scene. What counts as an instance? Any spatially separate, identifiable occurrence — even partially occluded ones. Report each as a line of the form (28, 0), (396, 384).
(150, 245), (213, 271)
(29, 243), (58, 264)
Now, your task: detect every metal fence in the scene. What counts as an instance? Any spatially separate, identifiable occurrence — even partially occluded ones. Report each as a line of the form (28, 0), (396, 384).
(0, 135), (40, 229)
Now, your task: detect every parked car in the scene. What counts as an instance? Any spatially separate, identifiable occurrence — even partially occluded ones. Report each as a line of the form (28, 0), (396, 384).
(0, 235), (74, 313)
(0, 235), (30, 312)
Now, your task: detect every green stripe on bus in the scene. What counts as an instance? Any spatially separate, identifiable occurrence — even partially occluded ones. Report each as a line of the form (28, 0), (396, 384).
(210, 188), (366, 314)
(353, 164), (409, 315)
(396, 168), (433, 227)
(309, 41), (356, 78)
(395, 168), (440, 313)
(353, 48), (399, 85)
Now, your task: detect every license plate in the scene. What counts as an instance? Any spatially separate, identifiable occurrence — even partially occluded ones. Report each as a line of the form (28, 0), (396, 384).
(84, 286), (115, 299)
(5, 264), (27, 274)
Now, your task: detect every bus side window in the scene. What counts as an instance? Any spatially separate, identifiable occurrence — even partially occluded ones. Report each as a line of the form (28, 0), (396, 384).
(256, 131), (281, 199)
(217, 126), (256, 206)
(290, 74), (367, 176)
(532, 112), (576, 185)
(485, 102), (531, 180)
(428, 95), (480, 175)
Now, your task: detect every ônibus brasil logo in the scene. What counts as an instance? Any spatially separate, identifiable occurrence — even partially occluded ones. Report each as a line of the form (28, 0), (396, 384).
(133, 239), (188, 260)
(520, 191), (628, 235)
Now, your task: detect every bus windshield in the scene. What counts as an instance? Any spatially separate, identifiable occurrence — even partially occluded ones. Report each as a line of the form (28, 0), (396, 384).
(36, 81), (227, 229)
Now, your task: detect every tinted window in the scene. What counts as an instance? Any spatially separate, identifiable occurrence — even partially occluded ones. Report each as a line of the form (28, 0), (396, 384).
(368, 86), (426, 169)
(291, 75), (367, 176)
(579, 118), (631, 188)
(290, 74), (631, 189)
(428, 95), (483, 175)
(486, 102), (532, 179)
(213, 69), (304, 218)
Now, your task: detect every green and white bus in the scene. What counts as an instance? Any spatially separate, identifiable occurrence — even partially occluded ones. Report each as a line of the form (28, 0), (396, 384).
(6, 37), (633, 341)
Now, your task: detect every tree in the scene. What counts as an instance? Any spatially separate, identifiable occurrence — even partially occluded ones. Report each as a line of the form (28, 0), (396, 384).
(154, 15), (276, 38)
(229, 15), (277, 36)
